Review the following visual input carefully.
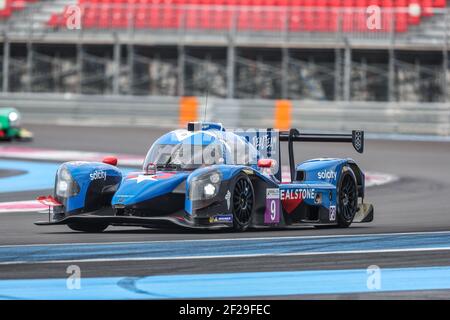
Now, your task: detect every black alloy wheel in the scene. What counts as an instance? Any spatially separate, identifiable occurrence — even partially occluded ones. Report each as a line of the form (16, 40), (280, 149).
(337, 168), (358, 228)
(231, 173), (254, 231)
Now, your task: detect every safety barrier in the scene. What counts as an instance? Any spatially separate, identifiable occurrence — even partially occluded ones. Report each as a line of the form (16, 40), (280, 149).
(0, 93), (448, 136)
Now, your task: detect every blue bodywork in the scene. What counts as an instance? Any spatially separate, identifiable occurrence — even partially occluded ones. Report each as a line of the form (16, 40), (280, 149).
(57, 161), (122, 213)
(42, 122), (371, 229)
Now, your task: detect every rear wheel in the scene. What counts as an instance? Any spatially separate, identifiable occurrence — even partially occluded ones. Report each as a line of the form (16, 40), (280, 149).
(67, 223), (109, 233)
(336, 167), (358, 228)
(231, 173), (254, 232)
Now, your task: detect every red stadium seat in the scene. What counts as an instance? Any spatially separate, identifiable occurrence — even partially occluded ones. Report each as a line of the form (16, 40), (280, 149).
(433, 0), (446, 8)
(421, 0), (433, 16)
(237, 9), (250, 30)
(381, 0), (394, 32)
(408, 0), (421, 25)
(328, 0), (339, 32)
(47, 13), (60, 27)
(289, 3), (302, 32)
(41, 0), (444, 33)
(396, 0), (408, 32)
(303, 0), (314, 31)
(355, 0), (367, 31)
(341, 0), (354, 32)
(0, 0), (13, 18)
(135, 9), (148, 28)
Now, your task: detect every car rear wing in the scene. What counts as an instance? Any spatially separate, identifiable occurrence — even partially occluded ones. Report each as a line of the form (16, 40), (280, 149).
(279, 129), (364, 182)
(279, 129), (364, 153)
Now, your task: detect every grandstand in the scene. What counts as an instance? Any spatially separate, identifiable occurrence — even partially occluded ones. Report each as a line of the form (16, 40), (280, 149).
(0, 0), (449, 102)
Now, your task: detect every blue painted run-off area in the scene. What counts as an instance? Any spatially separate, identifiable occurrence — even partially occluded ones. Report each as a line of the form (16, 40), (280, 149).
(2, 231), (450, 264)
(1, 266), (450, 299)
(0, 160), (134, 193)
(0, 160), (60, 193)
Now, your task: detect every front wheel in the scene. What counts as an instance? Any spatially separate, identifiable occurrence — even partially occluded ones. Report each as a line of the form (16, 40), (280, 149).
(336, 167), (358, 228)
(230, 173), (254, 232)
(68, 223), (109, 233)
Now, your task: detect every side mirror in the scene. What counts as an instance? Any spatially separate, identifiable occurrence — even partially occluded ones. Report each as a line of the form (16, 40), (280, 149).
(102, 156), (118, 166)
(257, 159), (274, 168)
(145, 162), (156, 175)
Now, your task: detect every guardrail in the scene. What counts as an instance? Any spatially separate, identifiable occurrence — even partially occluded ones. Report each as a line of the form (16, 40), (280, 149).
(0, 93), (448, 136)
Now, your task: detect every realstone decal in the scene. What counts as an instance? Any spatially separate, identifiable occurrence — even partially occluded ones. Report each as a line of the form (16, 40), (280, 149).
(280, 188), (315, 201)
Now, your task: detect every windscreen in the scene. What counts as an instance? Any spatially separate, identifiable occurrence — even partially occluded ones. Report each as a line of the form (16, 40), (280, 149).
(143, 131), (261, 171)
(143, 142), (224, 171)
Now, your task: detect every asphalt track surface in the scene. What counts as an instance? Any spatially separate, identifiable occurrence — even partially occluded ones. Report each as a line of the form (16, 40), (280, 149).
(0, 124), (450, 299)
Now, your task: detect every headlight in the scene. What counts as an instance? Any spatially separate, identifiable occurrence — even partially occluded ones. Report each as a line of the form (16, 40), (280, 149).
(203, 183), (216, 197)
(209, 172), (221, 184)
(8, 111), (20, 125)
(189, 171), (222, 201)
(55, 166), (80, 198)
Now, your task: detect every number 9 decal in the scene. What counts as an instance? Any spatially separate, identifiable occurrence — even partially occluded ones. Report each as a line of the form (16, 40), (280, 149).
(270, 200), (277, 221)
(265, 188), (280, 224)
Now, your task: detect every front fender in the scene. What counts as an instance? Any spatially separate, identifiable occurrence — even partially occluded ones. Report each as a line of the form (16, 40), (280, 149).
(185, 165), (246, 216)
(55, 161), (122, 214)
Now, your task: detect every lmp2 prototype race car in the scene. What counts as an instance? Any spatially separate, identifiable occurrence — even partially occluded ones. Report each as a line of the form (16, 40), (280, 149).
(36, 122), (373, 232)
(0, 108), (33, 141)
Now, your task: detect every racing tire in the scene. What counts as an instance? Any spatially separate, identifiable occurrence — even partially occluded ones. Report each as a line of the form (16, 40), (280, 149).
(67, 223), (109, 233)
(230, 173), (255, 232)
(336, 167), (358, 228)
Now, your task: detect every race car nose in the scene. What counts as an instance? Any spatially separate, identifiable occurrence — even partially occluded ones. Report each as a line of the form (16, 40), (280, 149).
(112, 171), (189, 206)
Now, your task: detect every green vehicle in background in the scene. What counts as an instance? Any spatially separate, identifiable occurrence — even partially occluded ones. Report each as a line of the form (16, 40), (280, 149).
(0, 108), (33, 141)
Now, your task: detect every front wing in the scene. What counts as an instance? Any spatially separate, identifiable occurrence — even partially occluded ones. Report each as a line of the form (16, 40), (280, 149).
(35, 212), (230, 230)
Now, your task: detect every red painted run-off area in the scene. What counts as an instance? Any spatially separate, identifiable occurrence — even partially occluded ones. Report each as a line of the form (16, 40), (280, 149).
(0, 200), (47, 213)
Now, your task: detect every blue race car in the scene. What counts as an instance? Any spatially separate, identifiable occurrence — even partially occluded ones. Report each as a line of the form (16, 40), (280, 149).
(36, 122), (373, 232)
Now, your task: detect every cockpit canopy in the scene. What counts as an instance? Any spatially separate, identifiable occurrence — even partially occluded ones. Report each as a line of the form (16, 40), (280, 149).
(143, 129), (258, 171)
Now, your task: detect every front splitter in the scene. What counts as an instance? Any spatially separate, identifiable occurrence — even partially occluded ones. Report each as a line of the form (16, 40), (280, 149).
(35, 213), (231, 230)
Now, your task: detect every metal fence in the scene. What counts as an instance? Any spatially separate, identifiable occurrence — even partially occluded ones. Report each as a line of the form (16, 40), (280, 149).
(1, 42), (448, 102)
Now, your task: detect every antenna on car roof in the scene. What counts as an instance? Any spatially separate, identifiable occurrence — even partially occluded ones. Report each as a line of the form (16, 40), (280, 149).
(203, 63), (210, 122)
(203, 88), (208, 122)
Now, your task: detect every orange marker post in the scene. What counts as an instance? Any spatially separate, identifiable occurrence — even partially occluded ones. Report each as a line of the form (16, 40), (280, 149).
(274, 100), (292, 130)
(179, 97), (199, 127)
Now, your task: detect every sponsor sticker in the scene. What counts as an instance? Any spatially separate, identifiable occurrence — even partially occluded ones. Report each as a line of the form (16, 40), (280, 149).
(209, 215), (233, 223)
(280, 188), (315, 214)
(280, 188), (315, 201)
(317, 170), (337, 180)
(264, 188), (281, 224)
(252, 135), (275, 150)
(225, 190), (231, 211)
(127, 172), (175, 183)
(329, 205), (336, 221)
(90, 170), (107, 181)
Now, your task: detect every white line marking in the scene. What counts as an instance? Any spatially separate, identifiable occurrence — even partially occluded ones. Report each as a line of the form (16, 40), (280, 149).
(1, 246), (450, 266)
(1, 230), (450, 249)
